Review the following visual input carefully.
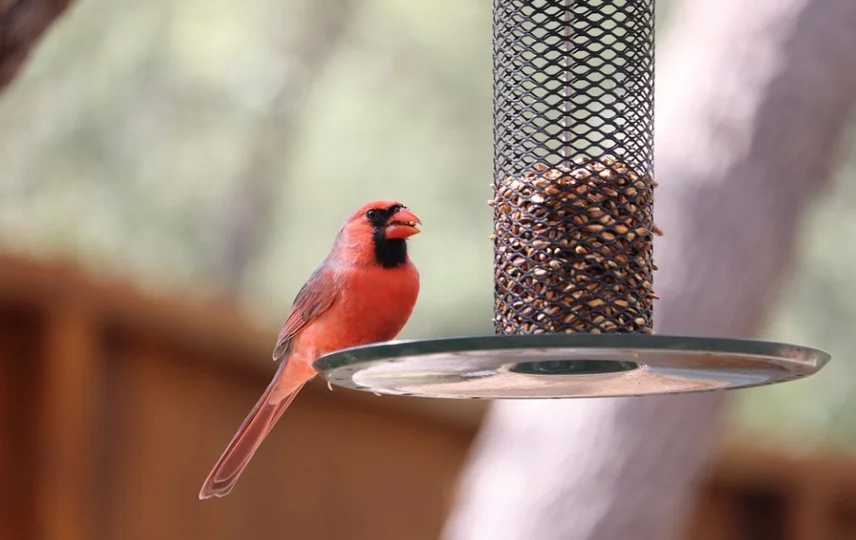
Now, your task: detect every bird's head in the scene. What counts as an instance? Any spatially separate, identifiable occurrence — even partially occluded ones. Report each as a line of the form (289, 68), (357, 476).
(335, 200), (422, 268)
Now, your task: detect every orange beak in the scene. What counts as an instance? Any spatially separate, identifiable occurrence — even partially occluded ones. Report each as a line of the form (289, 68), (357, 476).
(385, 208), (422, 239)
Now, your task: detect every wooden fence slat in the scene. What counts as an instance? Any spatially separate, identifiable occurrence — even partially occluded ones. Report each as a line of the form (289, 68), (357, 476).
(37, 300), (100, 540)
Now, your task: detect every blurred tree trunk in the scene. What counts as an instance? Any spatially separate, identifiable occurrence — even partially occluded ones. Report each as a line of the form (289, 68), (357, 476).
(211, 0), (357, 294)
(0, 0), (73, 91)
(441, 0), (856, 539)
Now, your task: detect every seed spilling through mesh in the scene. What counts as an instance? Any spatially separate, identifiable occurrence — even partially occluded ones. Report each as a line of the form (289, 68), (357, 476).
(491, 155), (661, 336)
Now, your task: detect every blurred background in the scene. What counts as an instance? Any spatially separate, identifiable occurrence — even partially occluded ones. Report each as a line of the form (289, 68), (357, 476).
(2, 0), (856, 538)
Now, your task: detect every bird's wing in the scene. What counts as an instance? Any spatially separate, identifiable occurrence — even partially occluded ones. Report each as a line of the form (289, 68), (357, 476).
(272, 265), (339, 361)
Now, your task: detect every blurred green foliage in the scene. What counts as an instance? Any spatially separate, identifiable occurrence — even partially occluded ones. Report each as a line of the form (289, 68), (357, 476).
(0, 0), (854, 452)
(736, 134), (856, 452)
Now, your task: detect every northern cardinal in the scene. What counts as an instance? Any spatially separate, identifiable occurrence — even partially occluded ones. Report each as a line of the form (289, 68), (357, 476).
(198, 200), (421, 499)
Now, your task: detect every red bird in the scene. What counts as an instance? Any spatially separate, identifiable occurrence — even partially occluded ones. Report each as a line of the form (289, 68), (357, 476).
(198, 200), (421, 499)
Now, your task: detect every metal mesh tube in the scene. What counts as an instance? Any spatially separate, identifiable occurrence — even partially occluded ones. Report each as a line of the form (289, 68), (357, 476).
(492, 0), (657, 335)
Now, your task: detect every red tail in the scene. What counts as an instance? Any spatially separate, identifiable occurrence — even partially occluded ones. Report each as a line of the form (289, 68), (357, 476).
(198, 361), (307, 499)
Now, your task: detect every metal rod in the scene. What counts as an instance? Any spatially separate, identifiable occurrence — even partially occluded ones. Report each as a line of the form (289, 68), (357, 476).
(561, 0), (573, 167)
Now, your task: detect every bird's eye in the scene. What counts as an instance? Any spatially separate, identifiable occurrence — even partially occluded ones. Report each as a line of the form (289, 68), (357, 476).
(366, 209), (380, 221)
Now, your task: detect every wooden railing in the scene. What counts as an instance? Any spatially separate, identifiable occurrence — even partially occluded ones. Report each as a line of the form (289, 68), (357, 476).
(0, 253), (853, 540)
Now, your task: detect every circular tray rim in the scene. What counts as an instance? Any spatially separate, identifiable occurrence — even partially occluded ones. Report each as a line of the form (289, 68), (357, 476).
(312, 334), (831, 399)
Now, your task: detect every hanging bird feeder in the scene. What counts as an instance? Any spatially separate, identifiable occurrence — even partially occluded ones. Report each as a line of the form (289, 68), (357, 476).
(312, 0), (829, 398)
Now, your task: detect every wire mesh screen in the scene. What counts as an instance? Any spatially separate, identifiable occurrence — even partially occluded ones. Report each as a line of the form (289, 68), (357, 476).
(492, 0), (658, 336)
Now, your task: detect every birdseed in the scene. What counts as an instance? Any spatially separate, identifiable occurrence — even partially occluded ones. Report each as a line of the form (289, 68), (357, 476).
(490, 155), (661, 335)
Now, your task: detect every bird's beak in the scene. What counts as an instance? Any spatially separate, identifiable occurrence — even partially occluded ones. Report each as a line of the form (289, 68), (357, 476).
(385, 208), (422, 239)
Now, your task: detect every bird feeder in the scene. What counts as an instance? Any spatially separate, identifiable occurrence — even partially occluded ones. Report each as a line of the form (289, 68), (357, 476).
(312, 0), (829, 398)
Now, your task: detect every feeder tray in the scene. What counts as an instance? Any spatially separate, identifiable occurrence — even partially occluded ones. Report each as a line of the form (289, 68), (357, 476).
(314, 335), (830, 399)
(314, 0), (831, 397)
